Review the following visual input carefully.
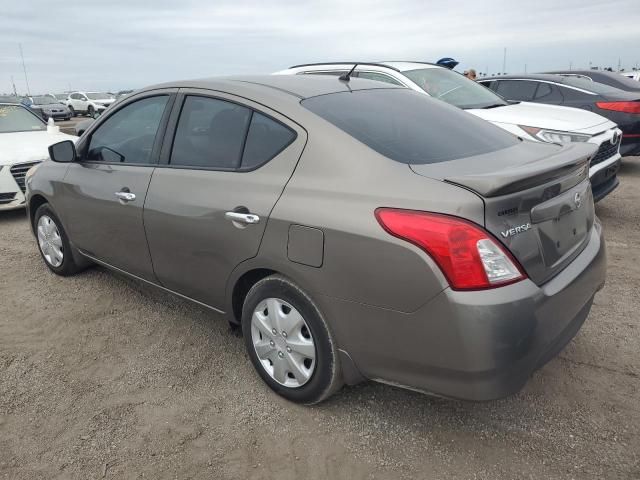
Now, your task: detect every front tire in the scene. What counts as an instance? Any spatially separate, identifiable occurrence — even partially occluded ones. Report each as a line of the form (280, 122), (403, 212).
(34, 204), (82, 276)
(68, 105), (76, 117)
(87, 105), (95, 118)
(241, 275), (343, 404)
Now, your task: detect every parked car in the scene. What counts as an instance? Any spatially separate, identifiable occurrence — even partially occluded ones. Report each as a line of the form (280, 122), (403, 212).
(278, 62), (622, 201)
(0, 103), (75, 211)
(65, 91), (116, 118)
(22, 95), (72, 121)
(478, 74), (640, 157)
(543, 70), (640, 92)
(0, 95), (45, 120)
(621, 71), (640, 82)
(29, 75), (606, 404)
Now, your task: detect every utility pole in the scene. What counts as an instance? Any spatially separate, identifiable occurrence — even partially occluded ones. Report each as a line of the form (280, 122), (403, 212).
(11, 76), (18, 96)
(617, 57), (621, 72)
(524, 63), (527, 73)
(569, 61), (572, 71)
(19, 43), (31, 96)
(502, 47), (507, 74)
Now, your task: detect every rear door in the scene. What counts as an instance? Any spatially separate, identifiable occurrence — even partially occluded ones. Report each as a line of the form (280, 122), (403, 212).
(60, 91), (175, 280)
(143, 90), (307, 309)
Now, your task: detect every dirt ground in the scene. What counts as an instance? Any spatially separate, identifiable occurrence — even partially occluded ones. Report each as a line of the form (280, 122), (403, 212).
(1, 158), (639, 480)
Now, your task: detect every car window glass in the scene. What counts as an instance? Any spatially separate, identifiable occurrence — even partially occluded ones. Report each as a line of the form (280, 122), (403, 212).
(303, 89), (518, 164)
(86, 96), (169, 164)
(403, 68), (506, 109)
(170, 96), (252, 169)
(495, 80), (538, 100)
(241, 112), (296, 169)
(534, 83), (563, 102)
(356, 72), (403, 86)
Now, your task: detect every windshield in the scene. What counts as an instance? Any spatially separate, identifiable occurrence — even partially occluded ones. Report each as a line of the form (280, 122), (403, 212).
(87, 92), (115, 100)
(302, 89), (518, 164)
(403, 68), (507, 109)
(559, 76), (623, 95)
(33, 96), (58, 105)
(0, 105), (46, 133)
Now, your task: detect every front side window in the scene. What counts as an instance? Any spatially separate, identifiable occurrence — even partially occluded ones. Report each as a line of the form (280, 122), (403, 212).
(403, 68), (507, 109)
(302, 89), (519, 164)
(86, 96), (169, 163)
(495, 80), (538, 101)
(357, 72), (403, 86)
(0, 105), (45, 133)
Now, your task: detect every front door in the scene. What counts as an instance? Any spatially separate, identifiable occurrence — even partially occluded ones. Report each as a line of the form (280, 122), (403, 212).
(59, 92), (174, 280)
(143, 91), (306, 309)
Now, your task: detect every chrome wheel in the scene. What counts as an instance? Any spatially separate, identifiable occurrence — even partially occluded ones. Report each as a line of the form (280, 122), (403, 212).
(37, 215), (64, 267)
(250, 297), (316, 388)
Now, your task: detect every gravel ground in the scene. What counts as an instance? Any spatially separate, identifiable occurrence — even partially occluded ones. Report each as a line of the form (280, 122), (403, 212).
(1, 158), (639, 480)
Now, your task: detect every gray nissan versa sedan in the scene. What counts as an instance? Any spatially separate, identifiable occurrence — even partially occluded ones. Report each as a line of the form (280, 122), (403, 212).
(26, 75), (607, 404)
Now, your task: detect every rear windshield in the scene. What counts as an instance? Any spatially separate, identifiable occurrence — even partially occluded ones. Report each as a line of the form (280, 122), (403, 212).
(302, 89), (519, 164)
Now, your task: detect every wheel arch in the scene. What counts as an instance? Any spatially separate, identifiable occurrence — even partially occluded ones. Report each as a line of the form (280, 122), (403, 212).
(28, 194), (49, 232)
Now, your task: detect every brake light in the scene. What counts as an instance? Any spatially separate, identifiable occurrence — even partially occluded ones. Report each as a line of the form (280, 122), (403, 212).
(595, 101), (640, 114)
(375, 209), (526, 290)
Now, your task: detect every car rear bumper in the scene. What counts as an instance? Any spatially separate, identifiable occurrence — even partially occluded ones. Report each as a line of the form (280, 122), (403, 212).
(620, 136), (640, 156)
(324, 221), (606, 401)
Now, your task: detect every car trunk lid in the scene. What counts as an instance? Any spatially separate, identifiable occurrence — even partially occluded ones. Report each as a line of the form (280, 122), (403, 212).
(410, 141), (597, 285)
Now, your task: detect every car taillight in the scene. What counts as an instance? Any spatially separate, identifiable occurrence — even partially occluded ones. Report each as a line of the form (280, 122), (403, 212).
(595, 101), (640, 114)
(375, 208), (526, 290)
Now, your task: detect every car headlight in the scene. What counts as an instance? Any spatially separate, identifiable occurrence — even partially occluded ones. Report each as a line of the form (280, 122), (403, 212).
(519, 126), (591, 143)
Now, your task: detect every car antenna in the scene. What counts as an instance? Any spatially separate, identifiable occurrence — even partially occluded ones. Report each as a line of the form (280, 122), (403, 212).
(339, 64), (358, 82)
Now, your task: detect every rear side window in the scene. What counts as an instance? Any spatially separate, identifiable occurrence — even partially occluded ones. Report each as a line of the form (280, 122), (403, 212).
(171, 96), (252, 169)
(302, 89), (519, 164)
(534, 83), (564, 102)
(242, 112), (296, 169)
(495, 80), (538, 100)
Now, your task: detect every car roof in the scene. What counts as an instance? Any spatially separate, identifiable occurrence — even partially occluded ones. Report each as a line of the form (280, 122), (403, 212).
(142, 74), (403, 100)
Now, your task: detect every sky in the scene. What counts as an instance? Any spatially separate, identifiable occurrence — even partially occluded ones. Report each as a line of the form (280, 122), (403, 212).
(2, 0), (639, 94)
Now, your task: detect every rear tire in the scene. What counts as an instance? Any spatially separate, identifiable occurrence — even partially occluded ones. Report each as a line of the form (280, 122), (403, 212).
(33, 204), (83, 276)
(241, 275), (343, 404)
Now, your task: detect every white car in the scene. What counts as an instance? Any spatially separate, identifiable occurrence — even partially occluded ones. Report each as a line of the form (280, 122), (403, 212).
(65, 91), (116, 118)
(277, 62), (622, 201)
(0, 103), (76, 211)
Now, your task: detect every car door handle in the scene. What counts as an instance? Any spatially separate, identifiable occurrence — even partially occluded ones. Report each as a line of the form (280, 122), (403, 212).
(225, 211), (260, 225)
(114, 191), (136, 202)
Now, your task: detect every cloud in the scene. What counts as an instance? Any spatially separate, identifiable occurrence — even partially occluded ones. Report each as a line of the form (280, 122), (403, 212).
(1, 0), (639, 93)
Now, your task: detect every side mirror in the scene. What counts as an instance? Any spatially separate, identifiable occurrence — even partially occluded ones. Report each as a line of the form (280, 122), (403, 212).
(48, 140), (77, 163)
